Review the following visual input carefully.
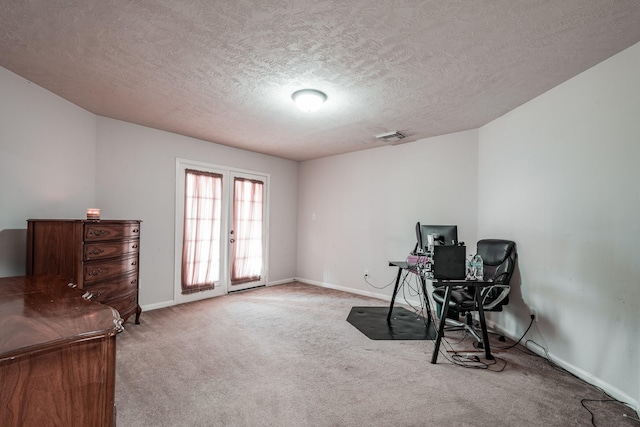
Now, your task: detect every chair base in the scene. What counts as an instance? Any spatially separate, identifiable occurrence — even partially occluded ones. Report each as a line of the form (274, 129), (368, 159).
(440, 311), (505, 348)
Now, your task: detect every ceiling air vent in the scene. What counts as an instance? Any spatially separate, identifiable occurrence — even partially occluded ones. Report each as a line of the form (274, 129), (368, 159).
(375, 131), (407, 143)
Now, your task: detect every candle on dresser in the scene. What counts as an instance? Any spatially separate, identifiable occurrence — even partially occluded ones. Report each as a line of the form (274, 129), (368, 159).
(86, 208), (100, 220)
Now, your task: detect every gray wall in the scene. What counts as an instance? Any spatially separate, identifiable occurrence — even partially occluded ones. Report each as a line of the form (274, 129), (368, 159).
(296, 130), (478, 297)
(0, 66), (299, 310)
(296, 42), (640, 410)
(95, 117), (299, 307)
(478, 41), (640, 407)
(0, 67), (96, 277)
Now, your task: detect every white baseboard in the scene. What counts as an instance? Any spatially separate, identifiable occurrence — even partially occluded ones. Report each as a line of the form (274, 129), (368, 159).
(294, 277), (400, 304)
(482, 319), (640, 417)
(267, 277), (296, 286)
(294, 277), (424, 308)
(140, 300), (175, 312)
(522, 340), (639, 417)
(299, 278), (639, 417)
(143, 277), (410, 313)
(141, 276), (640, 417)
(141, 278), (295, 312)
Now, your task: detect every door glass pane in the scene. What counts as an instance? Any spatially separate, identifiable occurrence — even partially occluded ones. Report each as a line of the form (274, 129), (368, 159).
(231, 177), (263, 285)
(181, 169), (222, 294)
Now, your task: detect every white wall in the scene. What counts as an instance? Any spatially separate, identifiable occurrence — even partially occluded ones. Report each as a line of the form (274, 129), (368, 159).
(95, 117), (299, 308)
(479, 42), (640, 408)
(297, 41), (640, 411)
(0, 64), (299, 309)
(297, 130), (478, 299)
(0, 67), (96, 277)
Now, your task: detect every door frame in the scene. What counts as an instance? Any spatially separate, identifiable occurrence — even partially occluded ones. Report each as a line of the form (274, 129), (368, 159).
(174, 158), (270, 304)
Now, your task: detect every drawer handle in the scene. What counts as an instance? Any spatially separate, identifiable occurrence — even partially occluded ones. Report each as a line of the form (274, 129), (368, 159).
(67, 282), (77, 288)
(82, 291), (94, 300)
(131, 279), (138, 285)
(132, 229), (139, 233)
(88, 268), (105, 276)
(114, 316), (124, 334)
(89, 248), (105, 255)
(132, 244), (138, 249)
(88, 229), (107, 237)
(131, 261), (137, 266)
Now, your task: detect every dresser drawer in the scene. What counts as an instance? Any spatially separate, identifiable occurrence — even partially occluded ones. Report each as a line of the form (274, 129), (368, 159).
(84, 273), (138, 303)
(103, 290), (138, 319)
(84, 223), (141, 242)
(84, 240), (140, 261)
(83, 254), (138, 285)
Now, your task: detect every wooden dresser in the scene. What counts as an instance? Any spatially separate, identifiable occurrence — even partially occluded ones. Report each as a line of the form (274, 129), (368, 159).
(0, 274), (122, 427)
(26, 219), (142, 324)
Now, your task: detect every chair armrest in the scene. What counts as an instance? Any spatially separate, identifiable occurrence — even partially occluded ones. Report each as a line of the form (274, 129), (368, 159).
(480, 284), (511, 310)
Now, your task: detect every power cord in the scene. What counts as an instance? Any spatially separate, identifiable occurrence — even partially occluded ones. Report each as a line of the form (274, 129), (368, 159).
(427, 305), (507, 371)
(491, 313), (535, 350)
(437, 333), (507, 371)
(367, 266), (639, 424)
(363, 271), (397, 290)
(371, 269), (433, 331)
(581, 398), (640, 426)
(519, 337), (639, 426)
(425, 303), (639, 424)
(425, 305), (530, 371)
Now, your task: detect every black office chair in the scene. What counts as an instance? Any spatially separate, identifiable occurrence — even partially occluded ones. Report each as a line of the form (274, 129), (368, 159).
(431, 239), (517, 347)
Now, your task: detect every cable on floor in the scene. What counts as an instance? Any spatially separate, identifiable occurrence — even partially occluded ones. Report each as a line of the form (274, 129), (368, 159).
(519, 339), (639, 426)
(490, 315), (534, 350)
(427, 305), (507, 371)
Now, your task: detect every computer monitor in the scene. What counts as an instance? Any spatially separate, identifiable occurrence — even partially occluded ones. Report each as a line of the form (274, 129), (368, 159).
(415, 222), (458, 251)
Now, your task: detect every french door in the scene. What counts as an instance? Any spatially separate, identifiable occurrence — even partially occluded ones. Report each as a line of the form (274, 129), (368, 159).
(228, 172), (266, 292)
(175, 159), (268, 304)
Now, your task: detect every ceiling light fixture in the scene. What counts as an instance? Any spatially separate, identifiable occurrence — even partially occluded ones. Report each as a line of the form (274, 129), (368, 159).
(292, 89), (327, 112)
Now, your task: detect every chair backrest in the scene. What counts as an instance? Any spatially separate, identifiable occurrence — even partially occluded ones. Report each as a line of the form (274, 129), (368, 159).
(477, 239), (517, 284)
(476, 239), (517, 310)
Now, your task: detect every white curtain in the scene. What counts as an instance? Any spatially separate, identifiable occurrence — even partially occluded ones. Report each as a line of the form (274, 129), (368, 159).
(231, 177), (263, 285)
(181, 169), (222, 294)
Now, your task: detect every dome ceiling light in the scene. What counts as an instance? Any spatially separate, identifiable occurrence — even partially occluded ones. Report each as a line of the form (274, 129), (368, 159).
(291, 89), (327, 112)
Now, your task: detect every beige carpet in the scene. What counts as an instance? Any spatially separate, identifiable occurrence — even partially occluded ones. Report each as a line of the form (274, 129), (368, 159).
(115, 282), (635, 427)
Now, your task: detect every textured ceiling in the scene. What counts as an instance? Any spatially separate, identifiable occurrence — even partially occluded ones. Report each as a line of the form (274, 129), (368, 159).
(1, 1), (640, 161)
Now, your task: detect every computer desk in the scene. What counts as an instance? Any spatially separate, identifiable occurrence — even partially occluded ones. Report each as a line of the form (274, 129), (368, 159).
(431, 278), (495, 363)
(388, 260), (495, 363)
(387, 261), (433, 326)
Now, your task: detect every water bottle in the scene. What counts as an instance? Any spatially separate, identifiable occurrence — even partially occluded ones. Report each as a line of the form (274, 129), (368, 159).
(472, 254), (484, 280)
(465, 255), (474, 280)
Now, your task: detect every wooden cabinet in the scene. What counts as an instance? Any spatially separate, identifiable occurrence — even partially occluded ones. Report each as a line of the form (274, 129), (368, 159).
(26, 219), (142, 324)
(0, 274), (122, 427)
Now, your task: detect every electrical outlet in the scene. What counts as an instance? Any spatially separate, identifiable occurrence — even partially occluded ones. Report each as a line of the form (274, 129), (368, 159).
(364, 269), (369, 277)
(531, 308), (538, 322)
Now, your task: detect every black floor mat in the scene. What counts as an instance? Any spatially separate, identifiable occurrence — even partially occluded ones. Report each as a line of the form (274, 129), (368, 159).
(347, 306), (436, 340)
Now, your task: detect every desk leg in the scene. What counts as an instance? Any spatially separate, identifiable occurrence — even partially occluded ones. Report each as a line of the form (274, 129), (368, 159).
(387, 267), (404, 324)
(431, 285), (452, 364)
(475, 287), (494, 360)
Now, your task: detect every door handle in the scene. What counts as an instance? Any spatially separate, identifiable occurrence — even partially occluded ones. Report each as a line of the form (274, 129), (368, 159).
(230, 238), (235, 243)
